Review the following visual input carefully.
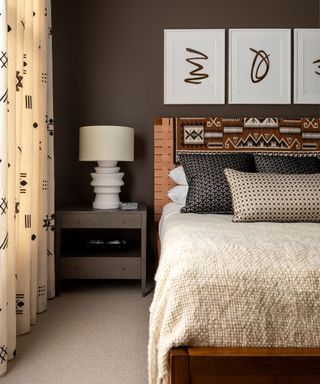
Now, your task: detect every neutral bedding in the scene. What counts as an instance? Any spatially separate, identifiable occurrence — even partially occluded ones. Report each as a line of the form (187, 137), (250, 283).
(158, 202), (183, 240)
(149, 207), (320, 384)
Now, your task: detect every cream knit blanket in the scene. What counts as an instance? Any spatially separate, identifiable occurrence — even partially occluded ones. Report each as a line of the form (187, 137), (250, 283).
(148, 213), (320, 384)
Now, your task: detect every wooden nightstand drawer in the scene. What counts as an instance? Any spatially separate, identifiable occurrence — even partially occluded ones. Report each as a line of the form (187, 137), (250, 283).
(60, 213), (141, 229)
(60, 256), (141, 279)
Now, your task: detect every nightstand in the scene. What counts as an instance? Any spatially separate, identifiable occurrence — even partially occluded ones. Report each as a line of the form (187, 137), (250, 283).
(55, 204), (147, 296)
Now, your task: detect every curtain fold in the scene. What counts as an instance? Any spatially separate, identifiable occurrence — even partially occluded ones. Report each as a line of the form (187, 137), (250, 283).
(6, 0), (17, 362)
(0, 0), (9, 374)
(0, 0), (54, 375)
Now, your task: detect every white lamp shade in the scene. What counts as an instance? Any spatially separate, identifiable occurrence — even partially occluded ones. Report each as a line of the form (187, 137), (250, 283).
(79, 125), (134, 162)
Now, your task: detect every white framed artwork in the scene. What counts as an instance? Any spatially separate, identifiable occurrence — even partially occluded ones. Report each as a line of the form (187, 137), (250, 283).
(294, 29), (320, 104)
(229, 29), (291, 104)
(164, 29), (225, 104)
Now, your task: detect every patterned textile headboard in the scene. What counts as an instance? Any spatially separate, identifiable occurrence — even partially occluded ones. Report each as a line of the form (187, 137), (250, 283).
(154, 117), (320, 221)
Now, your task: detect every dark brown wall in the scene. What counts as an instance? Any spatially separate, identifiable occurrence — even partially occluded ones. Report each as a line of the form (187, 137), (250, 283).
(52, 0), (320, 212)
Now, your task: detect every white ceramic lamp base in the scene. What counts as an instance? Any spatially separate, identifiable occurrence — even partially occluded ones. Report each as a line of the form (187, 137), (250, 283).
(90, 161), (124, 209)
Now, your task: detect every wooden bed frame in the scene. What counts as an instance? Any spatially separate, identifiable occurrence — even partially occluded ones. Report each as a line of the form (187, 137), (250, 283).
(154, 117), (320, 384)
(169, 347), (320, 384)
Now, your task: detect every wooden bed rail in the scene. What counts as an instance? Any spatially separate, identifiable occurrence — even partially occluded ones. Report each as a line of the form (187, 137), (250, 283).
(170, 349), (190, 384)
(170, 347), (320, 384)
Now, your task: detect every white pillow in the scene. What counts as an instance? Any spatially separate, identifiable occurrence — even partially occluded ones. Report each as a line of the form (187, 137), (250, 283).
(168, 166), (188, 185)
(167, 185), (188, 205)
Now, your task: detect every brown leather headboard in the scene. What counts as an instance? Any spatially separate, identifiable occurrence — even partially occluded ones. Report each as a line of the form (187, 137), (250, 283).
(154, 117), (320, 221)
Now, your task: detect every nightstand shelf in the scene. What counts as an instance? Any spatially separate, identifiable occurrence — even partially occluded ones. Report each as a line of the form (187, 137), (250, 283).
(55, 204), (147, 296)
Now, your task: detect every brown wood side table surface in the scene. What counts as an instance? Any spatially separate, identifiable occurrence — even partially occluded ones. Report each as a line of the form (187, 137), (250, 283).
(55, 204), (147, 296)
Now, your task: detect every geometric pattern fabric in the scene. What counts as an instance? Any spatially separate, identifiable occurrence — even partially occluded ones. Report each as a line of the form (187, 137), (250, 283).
(179, 153), (255, 214)
(225, 168), (320, 222)
(0, 0), (55, 375)
(254, 154), (320, 173)
(175, 117), (320, 162)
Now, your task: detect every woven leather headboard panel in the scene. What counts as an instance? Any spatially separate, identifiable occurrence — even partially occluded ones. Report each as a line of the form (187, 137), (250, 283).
(154, 118), (176, 221)
(154, 117), (320, 221)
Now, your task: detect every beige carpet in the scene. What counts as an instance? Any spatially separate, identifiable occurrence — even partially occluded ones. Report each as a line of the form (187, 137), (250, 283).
(1, 280), (153, 384)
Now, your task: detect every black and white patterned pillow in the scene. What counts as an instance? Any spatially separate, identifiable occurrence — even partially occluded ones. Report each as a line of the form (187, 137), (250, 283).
(179, 153), (255, 214)
(225, 168), (320, 222)
(254, 154), (320, 174)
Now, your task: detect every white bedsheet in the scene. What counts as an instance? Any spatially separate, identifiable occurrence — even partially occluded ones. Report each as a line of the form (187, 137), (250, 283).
(158, 203), (183, 240)
(149, 210), (320, 384)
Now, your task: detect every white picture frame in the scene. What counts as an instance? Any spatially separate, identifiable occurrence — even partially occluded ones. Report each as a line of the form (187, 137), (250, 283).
(164, 29), (225, 104)
(294, 29), (320, 104)
(228, 29), (291, 104)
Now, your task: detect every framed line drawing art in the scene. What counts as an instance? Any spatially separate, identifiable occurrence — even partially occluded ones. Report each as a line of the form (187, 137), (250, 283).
(229, 29), (291, 104)
(294, 29), (320, 104)
(164, 29), (225, 104)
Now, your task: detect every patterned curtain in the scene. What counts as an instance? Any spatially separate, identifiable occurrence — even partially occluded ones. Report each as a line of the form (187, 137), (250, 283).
(0, 0), (55, 375)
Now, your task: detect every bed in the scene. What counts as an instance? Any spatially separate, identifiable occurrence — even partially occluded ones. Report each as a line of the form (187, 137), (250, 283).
(150, 117), (320, 384)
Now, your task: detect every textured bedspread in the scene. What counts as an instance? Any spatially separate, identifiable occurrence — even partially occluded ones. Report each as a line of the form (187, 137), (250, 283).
(148, 213), (320, 384)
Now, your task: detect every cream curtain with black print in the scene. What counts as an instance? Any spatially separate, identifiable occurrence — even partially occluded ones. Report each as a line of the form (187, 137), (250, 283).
(0, 0), (55, 375)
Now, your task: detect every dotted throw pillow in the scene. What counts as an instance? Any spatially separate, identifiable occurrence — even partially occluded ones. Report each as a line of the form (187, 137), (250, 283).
(179, 153), (255, 214)
(224, 168), (320, 222)
(254, 154), (320, 174)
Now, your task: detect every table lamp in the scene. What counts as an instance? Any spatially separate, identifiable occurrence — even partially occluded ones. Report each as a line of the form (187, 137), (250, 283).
(79, 125), (134, 209)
